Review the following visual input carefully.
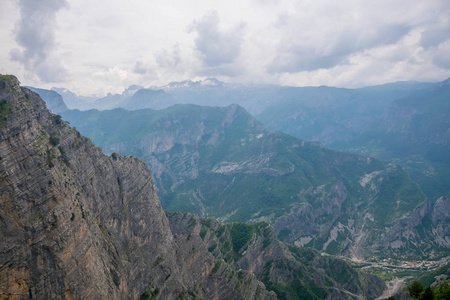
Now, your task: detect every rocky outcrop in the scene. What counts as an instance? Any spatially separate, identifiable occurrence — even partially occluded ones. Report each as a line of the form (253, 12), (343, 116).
(0, 75), (276, 299)
(430, 197), (450, 248)
(167, 212), (386, 300)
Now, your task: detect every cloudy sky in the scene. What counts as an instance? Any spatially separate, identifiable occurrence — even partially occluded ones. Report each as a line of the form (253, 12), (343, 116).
(1, 0), (449, 96)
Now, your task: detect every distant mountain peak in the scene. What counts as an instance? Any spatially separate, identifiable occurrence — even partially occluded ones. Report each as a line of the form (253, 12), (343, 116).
(52, 86), (75, 95)
(122, 84), (144, 96)
(165, 79), (195, 88)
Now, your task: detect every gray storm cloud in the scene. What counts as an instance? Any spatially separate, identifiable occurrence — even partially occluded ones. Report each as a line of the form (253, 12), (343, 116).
(133, 60), (148, 75)
(155, 44), (181, 69)
(268, 23), (411, 73)
(190, 11), (245, 68)
(10, 0), (68, 82)
(2, 0), (448, 93)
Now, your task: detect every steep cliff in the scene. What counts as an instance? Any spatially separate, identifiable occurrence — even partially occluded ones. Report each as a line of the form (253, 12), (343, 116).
(0, 75), (275, 299)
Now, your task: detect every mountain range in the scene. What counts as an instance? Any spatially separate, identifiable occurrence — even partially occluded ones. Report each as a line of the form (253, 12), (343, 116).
(0, 74), (392, 299)
(50, 77), (438, 114)
(256, 78), (450, 203)
(52, 77), (449, 203)
(29, 77), (450, 261)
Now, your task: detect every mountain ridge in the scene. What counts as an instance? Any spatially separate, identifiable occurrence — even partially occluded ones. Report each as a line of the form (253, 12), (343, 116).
(40, 77), (444, 115)
(257, 77), (450, 202)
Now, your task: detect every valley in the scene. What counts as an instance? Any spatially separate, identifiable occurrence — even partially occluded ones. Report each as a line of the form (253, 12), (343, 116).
(3, 73), (447, 299)
(349, 256), (450, 279)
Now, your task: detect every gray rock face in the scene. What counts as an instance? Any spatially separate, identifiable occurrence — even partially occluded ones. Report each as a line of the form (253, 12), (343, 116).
(430, 197), (450, 247)
(0, 75), (276, 299)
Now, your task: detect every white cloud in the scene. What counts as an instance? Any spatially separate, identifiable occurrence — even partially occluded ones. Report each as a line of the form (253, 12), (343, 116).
(155, 44), (182, 70)
(277, 26), (450, 88)
(432, 40), (450, 69)
(189, 11), (246, 68)
(91, 66), (129, 95)
(10, 0), (69, 83)
(0, 0), (449, 95)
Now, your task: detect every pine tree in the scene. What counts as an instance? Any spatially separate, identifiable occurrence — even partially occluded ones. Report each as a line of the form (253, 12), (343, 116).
(409, 281), (424, 299)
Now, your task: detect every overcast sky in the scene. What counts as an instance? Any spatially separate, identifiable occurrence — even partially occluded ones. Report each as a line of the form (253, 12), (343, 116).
(1, 0), (450, 96)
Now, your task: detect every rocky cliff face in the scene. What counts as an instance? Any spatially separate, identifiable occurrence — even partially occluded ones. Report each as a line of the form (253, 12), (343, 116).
(0, 75), (276, 299)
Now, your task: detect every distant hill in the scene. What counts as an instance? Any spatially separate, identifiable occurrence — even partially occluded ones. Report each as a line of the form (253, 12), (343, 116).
(51, 87), (97, 110)
(49, 86), (176, 111)
(257, 78), (450, 202)
(123, 88), (176, 110)
(47, 78), (440, 118)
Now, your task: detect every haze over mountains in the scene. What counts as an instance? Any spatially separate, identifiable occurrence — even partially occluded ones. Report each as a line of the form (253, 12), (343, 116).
(2, 0), (449, 298)
(257, 79), (450, 203)
(27, 77), (449, 262)
(49, 77), (439, 114)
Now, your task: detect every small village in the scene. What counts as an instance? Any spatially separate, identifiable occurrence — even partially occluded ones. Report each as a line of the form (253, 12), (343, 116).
(346, 255), (450, 282)
(374, 256), (450, 270)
